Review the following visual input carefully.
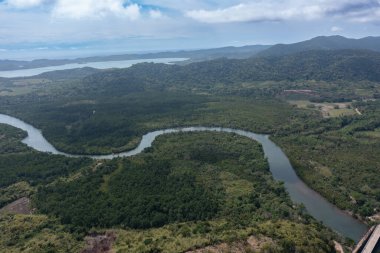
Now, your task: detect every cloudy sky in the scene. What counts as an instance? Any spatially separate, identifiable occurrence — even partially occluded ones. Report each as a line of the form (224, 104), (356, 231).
(1, 0), (380, 59)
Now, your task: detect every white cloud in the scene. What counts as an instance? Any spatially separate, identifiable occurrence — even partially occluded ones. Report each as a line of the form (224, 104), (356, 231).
(149, 10), (164, 19)
(1, 0), (380, 55)
(0, 5), (187, 45)
(6, 0), (44, 8)
(186, 0), (380, 23)
(344, 8), (380, 23)
(137, 0), (222, 11)
(4, 0), (380, 23)
(331, 26), (343, 32)
(52, 0), (141, 19)
(186, 2), (324, 23)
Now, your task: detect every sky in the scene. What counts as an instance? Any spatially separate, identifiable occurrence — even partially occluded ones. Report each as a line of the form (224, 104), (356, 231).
(0, 0), (380, 59)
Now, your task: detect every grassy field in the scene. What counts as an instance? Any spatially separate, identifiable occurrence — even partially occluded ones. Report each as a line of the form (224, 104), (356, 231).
(288, 100), (357, 118)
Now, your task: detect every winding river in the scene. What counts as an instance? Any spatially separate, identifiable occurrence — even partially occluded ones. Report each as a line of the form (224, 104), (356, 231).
(0, 113), (368, 241)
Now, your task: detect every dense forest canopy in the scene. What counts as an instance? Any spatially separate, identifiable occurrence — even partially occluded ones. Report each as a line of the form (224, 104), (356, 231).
(34, 132), (337, 252)
(0, 44), (379, 252)
(83, 50), (380, 91)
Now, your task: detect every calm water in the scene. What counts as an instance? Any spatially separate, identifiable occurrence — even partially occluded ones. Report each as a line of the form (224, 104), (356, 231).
(0, 58), (187, 78)
(0, 114), (369, 241)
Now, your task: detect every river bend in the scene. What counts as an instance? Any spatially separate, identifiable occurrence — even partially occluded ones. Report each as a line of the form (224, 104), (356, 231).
(0, 113), (368, 241)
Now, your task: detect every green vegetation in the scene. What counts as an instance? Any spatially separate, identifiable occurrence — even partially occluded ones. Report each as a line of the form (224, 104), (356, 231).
(35, 132), (277, 231)
(82, 50), (380, 86)
(0, 91), (304, 154)
(34, 132), (337, 252)
(0, 124), (92, 191)
(257, 35), (380, 57)
(274, 100), (380, 219)
(0, 125), (87, 252)
(0, 124), (28, 153)
(0, 214), (83, 253)
(288, 100), (357, 118)
(112, 220), (335, 253)
(1, 48), (380, 251)
(1, 53), (379, 221)
(0, 130), (340, 252)
(0, 153), (92, 188)
(0, 182), (35, 208)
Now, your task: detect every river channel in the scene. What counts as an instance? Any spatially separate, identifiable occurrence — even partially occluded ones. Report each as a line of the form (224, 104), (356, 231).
(0, 113), (369, 241)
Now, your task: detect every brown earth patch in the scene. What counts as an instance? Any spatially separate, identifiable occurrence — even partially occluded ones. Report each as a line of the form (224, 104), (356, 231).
(368, 213), (380, 222)
(0, 197), (33, 214)
(333, 240), (344, 253)
(81, 231), (117, 253)
(185, 235), (274, 253)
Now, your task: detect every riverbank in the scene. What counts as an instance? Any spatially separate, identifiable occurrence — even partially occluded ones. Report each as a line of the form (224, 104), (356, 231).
(272, 132), (380, 230)
(0, 113), (368, 241)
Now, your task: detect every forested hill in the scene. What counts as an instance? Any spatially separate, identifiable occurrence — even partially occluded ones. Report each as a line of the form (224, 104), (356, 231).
(35, 67), (100, 80)
(257, 35), (380, 57)
(83, 49), (380, 92)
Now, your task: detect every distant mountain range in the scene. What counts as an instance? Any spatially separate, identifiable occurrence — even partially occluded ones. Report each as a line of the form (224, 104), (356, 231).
(0, 45), (270, 71)
(257, 35), (380, 57)
(1, 35), (380, 72)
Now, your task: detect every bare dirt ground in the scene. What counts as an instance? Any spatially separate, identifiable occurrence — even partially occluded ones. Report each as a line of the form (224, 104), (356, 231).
(0, 197), (33, 214)
(185, 235), (274, 253)
(333, 240), (344, 253)
(368, 213), (380, 222)
(81, 231), (117, 253)
(288, 100), (357, 118)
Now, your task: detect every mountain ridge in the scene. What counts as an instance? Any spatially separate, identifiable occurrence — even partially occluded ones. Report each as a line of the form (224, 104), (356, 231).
(2, 35), (380, 73)
(257, 35), (380, 57)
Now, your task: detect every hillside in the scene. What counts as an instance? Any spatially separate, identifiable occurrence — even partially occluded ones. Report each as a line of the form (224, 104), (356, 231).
(258, 35), (380, 57)
(35, 67), (100, 80)
(82, 49), (380, 94)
